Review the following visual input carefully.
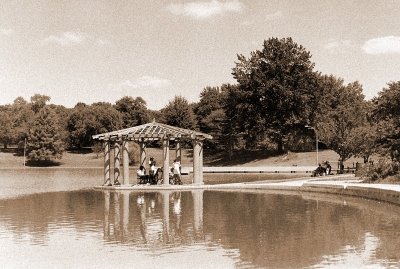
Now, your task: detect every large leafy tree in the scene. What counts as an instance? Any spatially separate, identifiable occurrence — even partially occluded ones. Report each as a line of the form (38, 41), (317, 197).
(13, 97), (34, 142)
(48, 104), (71, 146)
(0, 97), (34, 149)
(161, 96), (196, 129)
(114, 96), (150, 128)
(193, 86), (226, 148)
(0, 106), (13, 149)
(67, 103), (123, 148)
(373, 81), (400, 160)
(220, 84), (246, 157)
(193, 86), (224, 130)
(30, 94), (51, 114)
(67, 104), (98, 149)
(316, 76), (367, 163)
(348, 123), (377, 163)
(26, 106), (64, 163)
(232, 37), (317, 152)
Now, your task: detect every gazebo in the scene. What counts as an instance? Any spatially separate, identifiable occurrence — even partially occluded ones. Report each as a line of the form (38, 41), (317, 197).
(92, 121), (212, 186)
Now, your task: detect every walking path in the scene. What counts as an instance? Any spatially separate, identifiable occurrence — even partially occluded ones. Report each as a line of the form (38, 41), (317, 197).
(95, 174), (400, 206)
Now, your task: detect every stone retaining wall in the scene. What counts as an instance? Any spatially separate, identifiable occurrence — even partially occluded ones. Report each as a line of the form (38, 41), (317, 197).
(302, 183), (400, 206)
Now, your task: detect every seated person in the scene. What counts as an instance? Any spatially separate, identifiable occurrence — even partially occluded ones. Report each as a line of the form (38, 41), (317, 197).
(324, 161), (332, 175)
(149, 161), (157, 176)
(137, 165), (148, 184)
(148, 161), (161, 184)
(169, 167), (174, 184)
(312, 164), (326, 177)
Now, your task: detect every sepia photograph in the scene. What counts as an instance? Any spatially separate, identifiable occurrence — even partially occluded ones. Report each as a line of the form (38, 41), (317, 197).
(1, 0), (400, 268)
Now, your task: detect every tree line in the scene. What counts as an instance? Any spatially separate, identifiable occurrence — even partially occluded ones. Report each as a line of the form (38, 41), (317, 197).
(1, 37), (400, 178)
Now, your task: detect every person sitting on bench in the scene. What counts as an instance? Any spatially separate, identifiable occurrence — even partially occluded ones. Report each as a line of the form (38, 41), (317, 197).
(312, 163), (327, 177)
(137, 165), (148, 184)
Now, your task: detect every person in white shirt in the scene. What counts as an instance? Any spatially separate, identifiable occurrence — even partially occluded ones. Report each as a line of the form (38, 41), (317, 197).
(137, 165), (147, 184)
(172, 159), (182, 185)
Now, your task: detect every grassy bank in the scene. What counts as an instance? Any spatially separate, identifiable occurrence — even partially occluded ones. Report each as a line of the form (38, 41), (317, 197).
(1, 147), (363, 169)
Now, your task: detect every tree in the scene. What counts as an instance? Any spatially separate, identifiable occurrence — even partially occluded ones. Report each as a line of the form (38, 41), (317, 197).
(67, 106), (98, 149)
(48, 104), (71, 145)
(316, 77), (367, 164)
(161, 96), (196, 129)
(1, 97), (35, 150)
(92, 102), (124, 133)
(373, 81), (400, 160)
(193, 86), (227, 149)
(232, 37), (317, 152)
(26, 106), (64, 164)
(114, 96), (150, 128)
(0, 106), (13, 149)
(220, 84), (246, 157)
(193, 86), (224, 130)
(348, 124), (377, 163)
(67, 103), (123, 148)
(30, 94), (51, 113)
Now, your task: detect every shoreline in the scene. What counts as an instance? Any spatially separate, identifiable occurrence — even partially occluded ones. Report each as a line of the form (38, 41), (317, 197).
(1, 166), (399, 206)
(94, 174), (400, 206)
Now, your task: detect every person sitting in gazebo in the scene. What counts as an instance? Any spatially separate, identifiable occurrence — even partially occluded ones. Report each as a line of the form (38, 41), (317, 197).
(137, 165), (148, 184)
(149, 160), (157, 176)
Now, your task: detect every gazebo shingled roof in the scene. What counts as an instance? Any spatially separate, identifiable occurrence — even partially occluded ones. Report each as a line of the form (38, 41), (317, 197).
(92, 121), (212, 141)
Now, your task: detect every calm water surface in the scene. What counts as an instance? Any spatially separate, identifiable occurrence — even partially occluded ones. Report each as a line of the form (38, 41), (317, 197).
(0, 169), (400, 268)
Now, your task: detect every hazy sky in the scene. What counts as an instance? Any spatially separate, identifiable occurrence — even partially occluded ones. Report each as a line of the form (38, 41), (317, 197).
(1, 0), (400, 110)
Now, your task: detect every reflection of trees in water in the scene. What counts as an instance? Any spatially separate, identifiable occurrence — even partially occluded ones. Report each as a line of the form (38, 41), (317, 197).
(0, 190), (400, 267)
(0, 191), (104, 246)
(301, 192), (400, 264)
(202, 191), (400, 268)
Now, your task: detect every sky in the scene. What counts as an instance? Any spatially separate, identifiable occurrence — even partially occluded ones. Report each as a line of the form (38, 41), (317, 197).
(1, 0), (400, 110)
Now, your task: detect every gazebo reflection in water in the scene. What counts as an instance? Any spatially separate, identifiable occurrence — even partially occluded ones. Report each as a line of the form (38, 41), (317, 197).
(103, 190), (204, 245)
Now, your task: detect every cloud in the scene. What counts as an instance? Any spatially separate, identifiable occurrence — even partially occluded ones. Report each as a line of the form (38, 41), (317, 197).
(265, 11), (283, 21)
(362, 36), (400, 54)
(42, 32), (86, 46)
(166, 0), (244, 19)
(108, 76), (173, 109)
(116, 76), (171, 89)
(0, 28), (14, 36)
(324, 39), (353, 51)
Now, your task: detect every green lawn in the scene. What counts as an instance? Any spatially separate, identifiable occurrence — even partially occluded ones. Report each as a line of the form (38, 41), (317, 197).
(0, 146), (364, 169)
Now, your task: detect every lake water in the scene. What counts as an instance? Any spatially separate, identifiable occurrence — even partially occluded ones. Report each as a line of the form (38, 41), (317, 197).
(0, 169), (400, 268)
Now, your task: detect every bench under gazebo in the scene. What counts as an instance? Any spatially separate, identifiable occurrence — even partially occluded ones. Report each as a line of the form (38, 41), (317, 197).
(92, 121), (212, 186)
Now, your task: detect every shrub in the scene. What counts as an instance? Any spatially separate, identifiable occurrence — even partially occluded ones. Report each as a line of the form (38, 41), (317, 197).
(128, 142), (140, 165)
(92, 142), (103, 158)
(359, 158), (400, 182)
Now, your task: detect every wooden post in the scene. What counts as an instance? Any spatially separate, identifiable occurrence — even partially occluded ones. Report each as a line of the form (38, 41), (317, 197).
(175, 140), (181, 162)
(163, 138), (170, 185)
(104, 141), (111, 185)
(193, 139), (203, 184)
(114, 141), (121, 185)
(122, 138), (130, 185)
(200, 140), (203, 180)
(139, 141), (146, 167)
